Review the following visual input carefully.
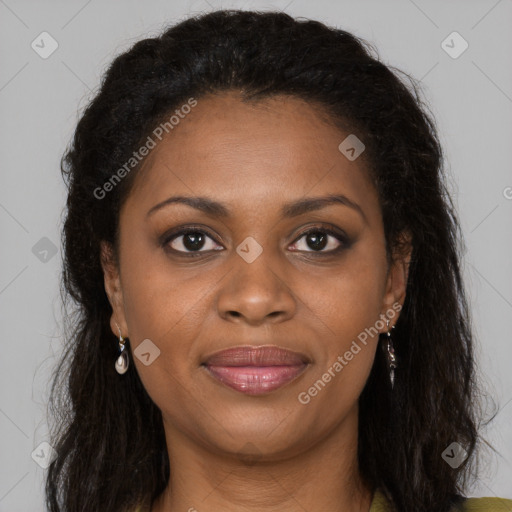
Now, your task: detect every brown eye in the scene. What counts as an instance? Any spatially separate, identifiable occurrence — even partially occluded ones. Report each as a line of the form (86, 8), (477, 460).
(289, 226), (349, 254)
(164, 228), (223, 255)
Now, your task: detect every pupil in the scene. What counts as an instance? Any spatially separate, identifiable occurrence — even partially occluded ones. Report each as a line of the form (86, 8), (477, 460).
(307, 231), (327, 251)
(184, 232), (204, 251)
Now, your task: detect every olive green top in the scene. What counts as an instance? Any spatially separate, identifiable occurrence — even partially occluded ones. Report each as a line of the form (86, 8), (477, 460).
(369, 489), (512, 511)
(134, 489), (512, 511)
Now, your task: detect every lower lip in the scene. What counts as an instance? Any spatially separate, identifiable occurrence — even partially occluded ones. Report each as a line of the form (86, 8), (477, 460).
(203, 364), (307, 395)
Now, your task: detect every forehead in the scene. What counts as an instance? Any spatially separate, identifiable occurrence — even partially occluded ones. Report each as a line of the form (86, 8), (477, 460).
(123, 91), (378, 221)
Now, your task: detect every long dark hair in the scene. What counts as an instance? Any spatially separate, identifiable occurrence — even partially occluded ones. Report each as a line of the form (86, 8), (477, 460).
(46, 9), (482, 512)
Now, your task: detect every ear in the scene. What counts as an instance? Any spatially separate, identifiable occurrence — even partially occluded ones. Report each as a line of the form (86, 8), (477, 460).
(100, 240), (129, 339)
(379, 231), (412, 332)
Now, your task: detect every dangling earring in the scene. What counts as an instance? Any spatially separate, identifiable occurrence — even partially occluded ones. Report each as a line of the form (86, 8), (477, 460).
(384, 318), (397, 389)
(114, 322), (129, 375)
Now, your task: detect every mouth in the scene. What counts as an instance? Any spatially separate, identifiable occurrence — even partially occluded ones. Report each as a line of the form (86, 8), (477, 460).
(202, 345), (310, 395)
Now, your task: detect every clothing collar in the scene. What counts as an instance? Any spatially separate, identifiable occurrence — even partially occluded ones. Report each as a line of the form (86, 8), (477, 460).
(369, 488), (393, 512)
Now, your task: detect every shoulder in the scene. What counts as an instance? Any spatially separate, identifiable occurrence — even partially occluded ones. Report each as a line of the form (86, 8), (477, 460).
(458, 496), (512, 511)
(370, 489), (512, 512)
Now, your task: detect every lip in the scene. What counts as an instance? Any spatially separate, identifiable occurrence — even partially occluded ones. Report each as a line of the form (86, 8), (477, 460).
(202, 345), (310, 395)
(204, 345), (310, 366)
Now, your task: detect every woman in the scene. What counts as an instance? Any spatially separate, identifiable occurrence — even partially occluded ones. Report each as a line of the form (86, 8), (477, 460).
(45, 9), (511, 512)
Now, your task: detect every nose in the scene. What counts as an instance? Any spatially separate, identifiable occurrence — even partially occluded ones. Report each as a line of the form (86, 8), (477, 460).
(216, 250), (297, 326)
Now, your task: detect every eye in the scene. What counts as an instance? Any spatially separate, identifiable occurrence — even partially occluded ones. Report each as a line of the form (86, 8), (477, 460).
(163, 227), (223, 256)
(289, 225), (349, 254)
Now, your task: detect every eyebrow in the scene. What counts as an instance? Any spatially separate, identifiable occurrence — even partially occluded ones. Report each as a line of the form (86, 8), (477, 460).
(146, 193), (366, 222)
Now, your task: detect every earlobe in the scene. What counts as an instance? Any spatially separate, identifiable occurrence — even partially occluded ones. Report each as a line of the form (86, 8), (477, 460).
(100, 241), (129, 338)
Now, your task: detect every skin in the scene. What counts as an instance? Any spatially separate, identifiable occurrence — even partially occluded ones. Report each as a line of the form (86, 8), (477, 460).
(101, 91), (411, 512)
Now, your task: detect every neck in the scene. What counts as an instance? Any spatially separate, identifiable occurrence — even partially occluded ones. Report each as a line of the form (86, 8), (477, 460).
(151, 406), (373, 512)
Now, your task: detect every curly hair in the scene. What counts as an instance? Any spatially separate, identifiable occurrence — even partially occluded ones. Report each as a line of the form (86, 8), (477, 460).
(46, 9), (481, 512)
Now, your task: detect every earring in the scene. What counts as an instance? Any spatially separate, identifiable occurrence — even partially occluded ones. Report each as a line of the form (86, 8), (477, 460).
(384, 318), (397, 389)
(114, 323), (129, 375)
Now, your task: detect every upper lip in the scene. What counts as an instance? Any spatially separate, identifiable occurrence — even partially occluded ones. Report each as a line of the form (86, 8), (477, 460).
(203, 345), (310, 367)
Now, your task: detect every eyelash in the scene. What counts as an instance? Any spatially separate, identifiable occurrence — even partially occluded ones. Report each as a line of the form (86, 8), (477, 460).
(161, 224), (350, 258)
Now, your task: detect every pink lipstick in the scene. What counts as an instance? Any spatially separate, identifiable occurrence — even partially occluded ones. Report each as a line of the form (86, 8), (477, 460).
(203, 345), (309, 395)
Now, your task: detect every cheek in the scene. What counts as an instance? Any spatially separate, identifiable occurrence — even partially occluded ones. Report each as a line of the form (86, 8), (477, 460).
(302, 248), (388, 341)
(119, 252), (217, 416)
(118, 218), (215, 342)
(293, 248), (387, 405)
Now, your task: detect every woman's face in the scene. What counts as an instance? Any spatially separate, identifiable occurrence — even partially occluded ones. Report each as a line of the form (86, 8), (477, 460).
(102, 91), (408, 460)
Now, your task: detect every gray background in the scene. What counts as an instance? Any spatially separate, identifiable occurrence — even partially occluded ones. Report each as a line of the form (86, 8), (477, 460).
(1, 0), (511, 509)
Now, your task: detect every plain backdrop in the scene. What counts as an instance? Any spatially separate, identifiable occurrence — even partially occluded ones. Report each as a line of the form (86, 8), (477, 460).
(0, 0), (511, 509)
